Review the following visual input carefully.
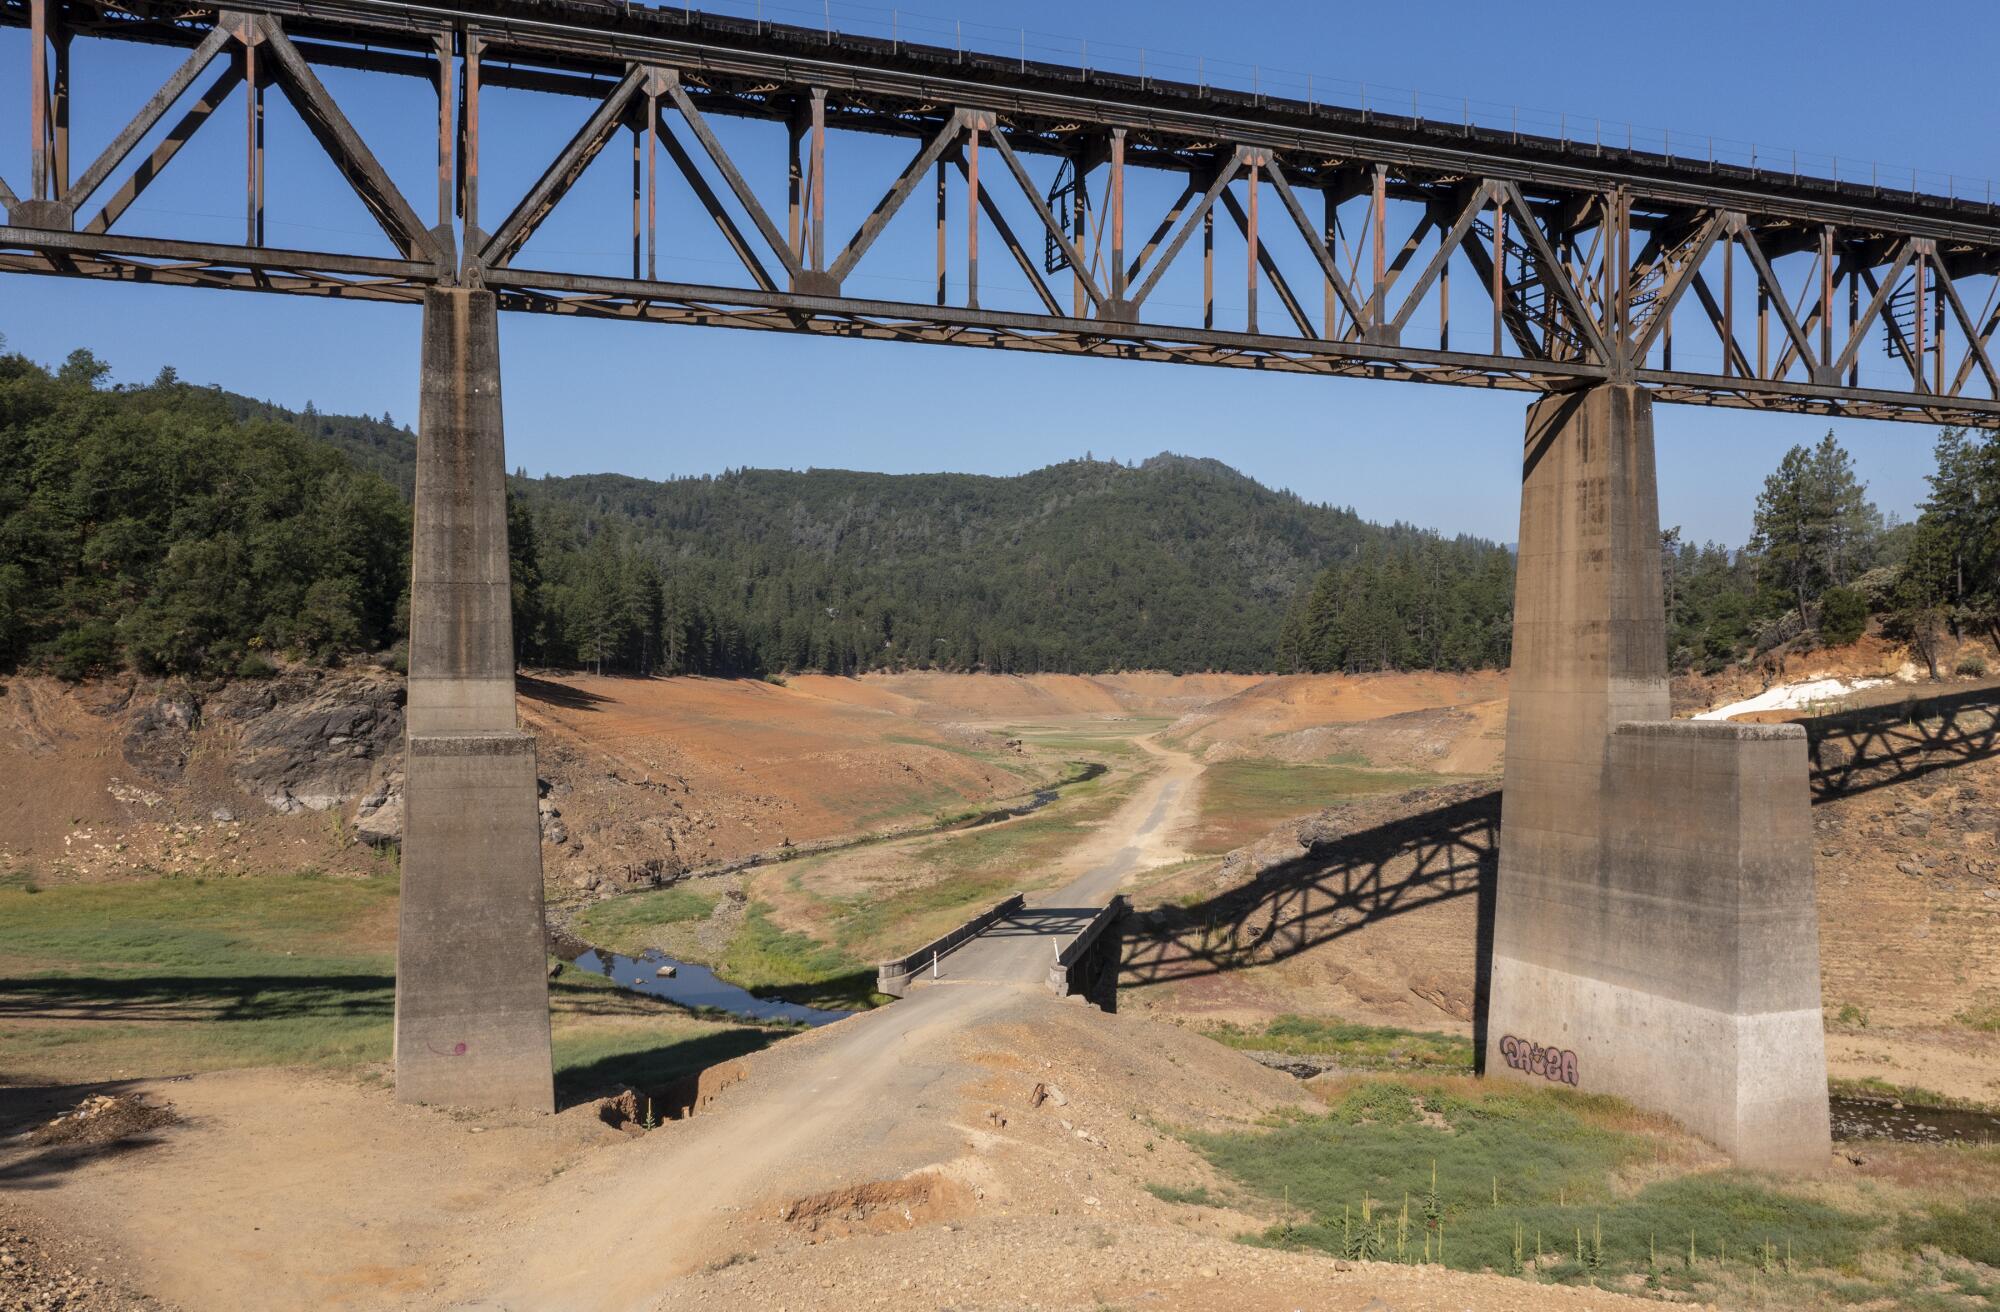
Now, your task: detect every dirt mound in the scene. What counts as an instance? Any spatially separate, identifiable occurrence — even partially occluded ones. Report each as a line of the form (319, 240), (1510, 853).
(28, 1094), (178, 1148)
(775, 1171), (973, 1239)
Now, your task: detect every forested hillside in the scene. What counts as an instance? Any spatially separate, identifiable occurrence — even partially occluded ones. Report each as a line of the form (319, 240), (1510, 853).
(8, 343), (1992, 684)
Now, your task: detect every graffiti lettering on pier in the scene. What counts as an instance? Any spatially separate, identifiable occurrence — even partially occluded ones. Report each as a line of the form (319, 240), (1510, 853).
(1499, 1035), (1578, 1086)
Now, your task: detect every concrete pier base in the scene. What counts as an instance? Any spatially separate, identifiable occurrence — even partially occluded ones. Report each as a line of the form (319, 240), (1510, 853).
(1487, 385), (1830, 1171)
(393, 288), (554, 1112)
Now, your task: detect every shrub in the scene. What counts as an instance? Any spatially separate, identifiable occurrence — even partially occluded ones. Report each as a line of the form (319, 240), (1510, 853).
(236, 652), (277, 679)
(1900, 1199), (2000, 1266)
(1818, 587), (1869, 646)
(1955, 649), (1989, 678)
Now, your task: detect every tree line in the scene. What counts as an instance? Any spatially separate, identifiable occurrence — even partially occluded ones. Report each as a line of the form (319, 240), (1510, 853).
(4, 342), (1992, 684)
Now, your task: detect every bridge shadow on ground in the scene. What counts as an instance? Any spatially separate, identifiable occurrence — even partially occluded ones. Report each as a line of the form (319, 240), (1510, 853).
(517, 673), (617, 711)
(1798, 684), (2000, 803)
(1118, 782), (1499, 1063)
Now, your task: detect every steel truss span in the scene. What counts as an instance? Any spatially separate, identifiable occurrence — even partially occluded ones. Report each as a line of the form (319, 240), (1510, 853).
(5, 0), (1998, 426)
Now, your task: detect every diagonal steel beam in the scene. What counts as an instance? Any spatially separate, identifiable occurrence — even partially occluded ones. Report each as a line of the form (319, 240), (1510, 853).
(1629, 212), (1723, 361)
(986, 125), (1105, 310)
(1125, 180), (1195, 291)
(1931, 257), (2000, 398)
(1218, 187), (1314, 338)
(1688, 270), (1756, 379)
(1832, 240), (1915, 380)
(952, 153), (1062, 315)
(0, 174), (17, 208)
(663, 79), (803, 281)
(83, 64), (244, 235)
(1264, 160), (1369, 333)
(256, 16), (443, 265)
(1501, 182), (1610, 365)
(653, 113), (777, 292)
(1454, 219), (1542, 359)
(1733, 220), (1820, 379)
(478, 65), (643, 268)
(66, 26), (234, 213)
(1129, 158), (1241, 311)
(826, 111), (963, 284)
(1388, 184), (1493, 340)
(1948, 277), (2000, 398)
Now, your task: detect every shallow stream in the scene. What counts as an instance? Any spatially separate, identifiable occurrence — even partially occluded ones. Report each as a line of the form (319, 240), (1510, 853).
(565, 946), (851, 1027)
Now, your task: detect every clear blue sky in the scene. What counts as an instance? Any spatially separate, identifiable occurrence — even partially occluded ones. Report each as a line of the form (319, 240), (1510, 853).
(5, 0), (1993, 544)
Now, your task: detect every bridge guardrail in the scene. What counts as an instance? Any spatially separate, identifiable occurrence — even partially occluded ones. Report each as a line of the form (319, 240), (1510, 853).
(1046, 896), (1129, 997)
(875, 892), (1025, 997)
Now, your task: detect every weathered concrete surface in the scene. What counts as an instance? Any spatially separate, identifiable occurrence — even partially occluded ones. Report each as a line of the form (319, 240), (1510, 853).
(1488, 385), (1830, 1171)
(394, 733), (553, 1112)
(407, 288), (516, 737)
(876, 893), (1025, 997)
(395, 288), (553, 1112)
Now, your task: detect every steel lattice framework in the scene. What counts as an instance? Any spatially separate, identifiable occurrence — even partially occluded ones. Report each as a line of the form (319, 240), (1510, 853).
(5, 0), (1999, 426)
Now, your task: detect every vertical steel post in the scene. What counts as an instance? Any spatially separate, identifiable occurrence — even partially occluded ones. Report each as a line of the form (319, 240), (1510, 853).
(1245, 155), (1260, 334)
(647, 90), (658, 282)
(787, 104), (804, 262)
(630, 121), (641, 279)
(436, 32), (454, 232)
(1914, 253), (1927, 384)
(1819, 226), (1834, 372)
(1438, 231), (1450, 350)
(52, 25), (70, 197)
(1202, 205), (1213, 330)
(1369, 163), (1387, 333)
(246, 37), (264, 246)
(934, 156), (946, 305)
(1323, 186), (1337, 338)
(1492, 197), (1506, 353)
(809, 87), (827, 273)
(1723, 228), (1734, 377)
(1846, 257), (1858, 387)
(463, 35), (481, 247)
(29, 0), (48, 201)
(966, 120), (980, 309)
(1935, 268), (1946, 393)
(1108, 128), (1125, 305)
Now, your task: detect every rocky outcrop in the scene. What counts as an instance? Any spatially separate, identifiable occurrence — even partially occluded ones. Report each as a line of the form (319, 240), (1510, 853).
(214, 671), (404, 817)
(120, 692), (200, 781)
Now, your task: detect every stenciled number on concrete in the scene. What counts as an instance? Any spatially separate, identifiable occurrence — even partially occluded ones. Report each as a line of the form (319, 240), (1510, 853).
(1498, 1035), (1578, 1086)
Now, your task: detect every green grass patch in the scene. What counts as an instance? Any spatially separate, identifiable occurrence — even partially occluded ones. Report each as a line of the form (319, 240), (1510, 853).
(1830, 1075), (1995, 1112)
(1180, 1077), (1875, 1289)
(719, 902), (884, 1011)
(1953, 1004), (2000, 1034)
(1899, 1198), (2000, 1267)
(1192, 760), (1442, 853)
(1146, 1183), (1224, 1207)
(0, 873), (809, 1088)
(574, 886), (719, 957)
(1206, 1014), (1473, 1072)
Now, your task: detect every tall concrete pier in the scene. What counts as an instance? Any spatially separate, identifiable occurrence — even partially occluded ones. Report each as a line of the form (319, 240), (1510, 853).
(1487, 385), (1830, 1172)
(394, 288), (555, 1113)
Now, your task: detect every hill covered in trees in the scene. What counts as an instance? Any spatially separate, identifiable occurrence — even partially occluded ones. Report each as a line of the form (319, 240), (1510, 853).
(9, 343), (1992, 685)
(0, 346), (1506, 678)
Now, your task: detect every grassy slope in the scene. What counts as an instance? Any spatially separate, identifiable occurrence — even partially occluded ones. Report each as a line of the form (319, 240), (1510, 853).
(1190, 760), (1447, 854)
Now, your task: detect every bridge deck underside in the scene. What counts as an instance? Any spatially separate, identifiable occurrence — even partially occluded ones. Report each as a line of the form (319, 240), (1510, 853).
(3, 0), (1997, 426)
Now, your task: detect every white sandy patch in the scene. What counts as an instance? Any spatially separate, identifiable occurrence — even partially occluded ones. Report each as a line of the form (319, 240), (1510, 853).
(1694, 676), (1891, 721)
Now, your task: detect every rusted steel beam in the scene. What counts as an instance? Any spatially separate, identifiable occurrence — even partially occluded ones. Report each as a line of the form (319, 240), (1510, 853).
(828, 111), (963, 285)
(479, 64), (642, 268)
(652, 113), (778, 292)
(83, 63), (245, 235)
(67, 26), (235, 214)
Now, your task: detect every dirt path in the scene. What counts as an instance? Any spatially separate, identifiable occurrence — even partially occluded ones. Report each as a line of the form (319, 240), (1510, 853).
(936, 733), (1200, 986)
(443, 734), (1208, 1307)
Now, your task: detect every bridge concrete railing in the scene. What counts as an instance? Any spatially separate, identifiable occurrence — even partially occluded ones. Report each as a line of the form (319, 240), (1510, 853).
(875, 892), (1025, 998)
(1046, 896), (1129, 998)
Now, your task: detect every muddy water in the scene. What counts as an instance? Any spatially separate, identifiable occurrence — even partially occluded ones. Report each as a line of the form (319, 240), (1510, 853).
(1831, 1096), (2000, 1145)
(567, 946), (851, 1027)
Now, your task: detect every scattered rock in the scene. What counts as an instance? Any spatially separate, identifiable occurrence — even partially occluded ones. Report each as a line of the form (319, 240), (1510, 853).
(1026, 1081), (1069, 1110)
(121, 692), (200, 781)
(29, 1094), (177, 1148)
(655, 965), (678, 979)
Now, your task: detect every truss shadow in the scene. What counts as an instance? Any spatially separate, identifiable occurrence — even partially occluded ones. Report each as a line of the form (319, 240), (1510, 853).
(1119, 783), (1499, 1056)
(1800, 685), (2000, 803)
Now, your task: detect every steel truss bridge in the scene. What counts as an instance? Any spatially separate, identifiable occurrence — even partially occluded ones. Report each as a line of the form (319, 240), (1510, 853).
(5, 0), (2000, 427)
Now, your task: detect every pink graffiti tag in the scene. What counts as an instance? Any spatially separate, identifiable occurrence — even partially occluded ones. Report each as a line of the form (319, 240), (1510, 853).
(1498, 1035), (1578, 1087)
(425, 1040), (469, 1057)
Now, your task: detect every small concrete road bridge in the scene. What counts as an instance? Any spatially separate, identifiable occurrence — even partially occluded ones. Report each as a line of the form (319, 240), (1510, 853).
(9, 0), (1999, 1169)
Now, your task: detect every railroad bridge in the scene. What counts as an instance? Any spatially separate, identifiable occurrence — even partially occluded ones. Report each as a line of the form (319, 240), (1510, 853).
(8, 0), (1999, 1170)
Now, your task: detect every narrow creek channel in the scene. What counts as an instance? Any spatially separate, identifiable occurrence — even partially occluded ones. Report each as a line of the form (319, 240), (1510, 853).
(565, 945), (852, 1027)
